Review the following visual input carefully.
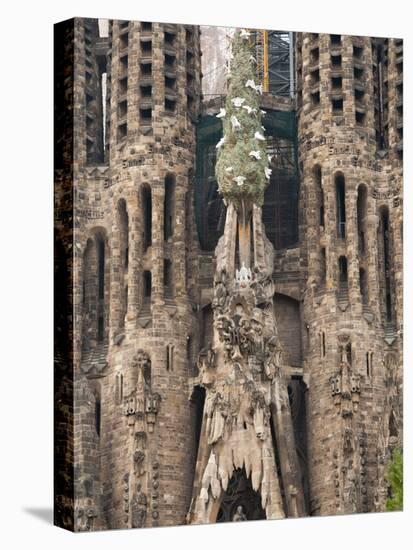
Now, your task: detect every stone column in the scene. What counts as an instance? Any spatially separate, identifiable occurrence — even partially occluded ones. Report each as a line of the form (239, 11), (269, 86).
(271, 379), (306, 517)
(173, 184), (187, 298)
(127, 193), (140, 321)
(342, 35), (355, 126)
(324, 169), (337, 289)
(346, 186), (361, 308)
(109, 212), (122, 337)
(151, 184), (164, 304)
(364, 213), (380, 321)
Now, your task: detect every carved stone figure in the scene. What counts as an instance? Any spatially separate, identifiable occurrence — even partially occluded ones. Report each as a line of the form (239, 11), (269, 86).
(131, 483), (147, 528)
(134, 350), (151, 394)
(197, 348), (216, 386)
(330, 336), (361, 417)
(264, 335), (281, 380)
(133, 450), (146, 477)
(343, 462), (358, 513)
(251, 268), (267, 305)
(235, 263), (252, 286)
(343, 427), (354, 455)
(213, 268), (228, 311)
(232, 504), (247, 521)
(239, 316), (254, 355)
(207, 392), (229, 445)
(340, 357), (352, 400)
(145, 392), (161, 432)
(216, 314), (236, 357)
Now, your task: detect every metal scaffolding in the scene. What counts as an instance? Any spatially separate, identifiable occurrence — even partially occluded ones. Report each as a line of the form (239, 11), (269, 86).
(253, 30), (295, 97)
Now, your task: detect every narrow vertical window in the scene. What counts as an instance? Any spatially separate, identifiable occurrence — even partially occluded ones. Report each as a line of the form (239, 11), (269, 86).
(338, 256), (348, 287)
(97, 236), (105, 341)
(115, 373), (124, 405)
(186, 336), (192, 362)
(357, 184), (367, 254)
(313, 165), (324, 227)
(98, 239), (105, 299)
(143, 271), (152, 302)
(321, 247), (326, 285)
(142, 185), (152, 251)
(166, 344), (174, 371)
(320, 331), (326, 358)
(118, 199), (129, 329)
(164, 259), (173, 298)
(359, 268), (368, 305)
(335, 173), (346, 238)
(95, 395), (101, 436)
(380, 207), (392, 322)
(164, 175), (175, 241)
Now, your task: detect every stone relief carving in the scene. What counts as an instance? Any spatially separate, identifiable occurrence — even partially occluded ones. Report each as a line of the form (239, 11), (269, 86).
(189, 205), (306, 523)
(212, 268), (229, 313)
(123, 472), (130, 525)
(131, 483), (147, 528)
(75, 506), (98, 532)
(329, 335), (364, 515)
(330, 335), (360, 416)
(342, 460), (358, 514)
(123, 350), (161, 431)
(232, 504), (247, 521)
(121, 351), (161, 528)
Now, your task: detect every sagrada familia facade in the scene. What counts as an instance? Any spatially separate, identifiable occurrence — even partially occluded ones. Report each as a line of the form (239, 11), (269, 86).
(54, 18), (403, 531)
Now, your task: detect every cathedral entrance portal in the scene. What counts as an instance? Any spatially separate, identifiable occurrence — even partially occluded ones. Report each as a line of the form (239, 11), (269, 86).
(216, 468), (266, 523)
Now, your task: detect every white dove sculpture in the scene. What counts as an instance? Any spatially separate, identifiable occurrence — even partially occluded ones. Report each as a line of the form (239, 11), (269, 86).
(230, 115), (242, 131)
(233, 176), (246, 186)
(216, 137), (226, 149)
(231, 97), (245, 107)
(245, 79), (257, 91)
(242, 105), (257, 115)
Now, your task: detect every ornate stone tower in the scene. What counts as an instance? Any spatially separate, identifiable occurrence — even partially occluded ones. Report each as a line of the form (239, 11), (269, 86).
(61, 17), (202, 529)
(296, 32), (403, 516)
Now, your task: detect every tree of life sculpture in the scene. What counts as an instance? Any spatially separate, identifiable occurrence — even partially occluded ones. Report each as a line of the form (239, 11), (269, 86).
(188, 29), (306, 524)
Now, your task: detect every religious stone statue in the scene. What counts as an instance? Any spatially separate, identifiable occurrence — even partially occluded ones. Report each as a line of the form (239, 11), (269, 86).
(131, 483), (147, 528)
(133, 449), (146, 477)
(207, 392), (229, 445)
(343, 462), (358, 514)
(251, 267), (268, 305)
(212, 268), (228, 312)
(232, 504), (247, 521)
(264, 335), (281, 380)
(235, 263), (252, 287)
(197, 348), (216, 386)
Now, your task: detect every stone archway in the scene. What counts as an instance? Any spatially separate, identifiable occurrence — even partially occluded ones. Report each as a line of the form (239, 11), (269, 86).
(215, 468), (266, 523)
